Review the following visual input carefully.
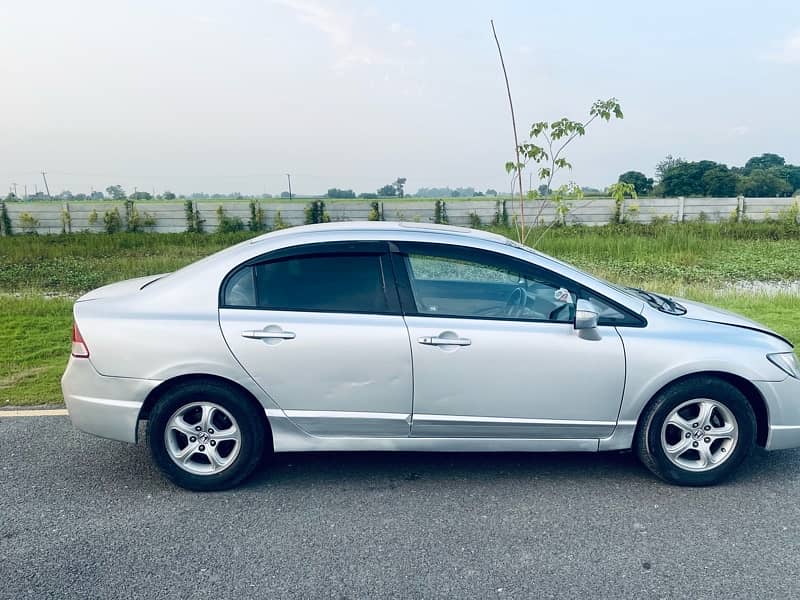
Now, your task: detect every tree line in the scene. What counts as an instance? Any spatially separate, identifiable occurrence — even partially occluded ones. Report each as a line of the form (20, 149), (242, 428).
(619, 153), (800, 198)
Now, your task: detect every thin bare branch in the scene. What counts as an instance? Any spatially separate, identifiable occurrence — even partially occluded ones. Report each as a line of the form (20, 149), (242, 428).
(491, 20), (525, 240)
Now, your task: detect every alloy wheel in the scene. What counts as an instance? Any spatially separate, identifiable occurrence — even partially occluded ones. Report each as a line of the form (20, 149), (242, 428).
(164, 402), (242, 476)
(660, 398), (738, 472)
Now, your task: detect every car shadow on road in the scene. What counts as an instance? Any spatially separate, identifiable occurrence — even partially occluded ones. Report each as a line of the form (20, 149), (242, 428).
(235, 445), (800, 491)
(81, 426), (800, 493)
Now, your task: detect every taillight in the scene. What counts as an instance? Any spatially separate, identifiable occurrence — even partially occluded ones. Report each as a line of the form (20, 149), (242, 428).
(71, 322), (90, 358)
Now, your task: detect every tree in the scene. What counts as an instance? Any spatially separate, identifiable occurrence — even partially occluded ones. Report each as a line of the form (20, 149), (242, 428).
(743, 153), (785, 173)
(737, 170), (793, 197)
(326, 188), (356, 199)
(377, 184), (397, 197)
(105, 185), (126, 200)
(504, 97), (624, 241)
(661, 161), (719, 197)
(163, 191), (176, 200)
(485, 188), (498, 196)
(654, 155), (685, 183)
(394, 178), (407, 198)
(129, 191), (153, 200)
(769, 165), (800, 193)
(280, 191), (292, 199)
(359, 192), (379, 199)
(618, 171), (653, 195)
(701, 166), (737, 197)
(537, 184), (551, 196)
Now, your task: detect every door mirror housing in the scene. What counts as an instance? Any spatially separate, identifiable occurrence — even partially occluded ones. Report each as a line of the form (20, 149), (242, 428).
(574, 299), (599, 330)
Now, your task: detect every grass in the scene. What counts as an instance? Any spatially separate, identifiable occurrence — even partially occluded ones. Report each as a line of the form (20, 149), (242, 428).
(1, 297), (73, 406)
(1, 220), (798, 406)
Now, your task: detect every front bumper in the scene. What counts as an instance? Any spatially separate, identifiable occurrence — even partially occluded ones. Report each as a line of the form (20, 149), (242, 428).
(61, 357), (160, 443)
(755, 375), (800, 450)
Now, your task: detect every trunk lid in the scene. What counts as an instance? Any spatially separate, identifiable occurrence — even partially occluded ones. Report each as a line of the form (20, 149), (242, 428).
(76, 274), (168, 302)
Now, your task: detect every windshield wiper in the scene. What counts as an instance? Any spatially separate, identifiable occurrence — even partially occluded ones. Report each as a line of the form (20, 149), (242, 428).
(627, 287), (686, 315)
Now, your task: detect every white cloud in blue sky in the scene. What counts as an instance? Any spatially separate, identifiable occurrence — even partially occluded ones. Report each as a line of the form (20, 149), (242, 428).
(0, 0), (798, 196)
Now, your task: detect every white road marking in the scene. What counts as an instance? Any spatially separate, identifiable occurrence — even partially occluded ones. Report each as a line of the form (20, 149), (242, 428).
(0, 409), (69, 417)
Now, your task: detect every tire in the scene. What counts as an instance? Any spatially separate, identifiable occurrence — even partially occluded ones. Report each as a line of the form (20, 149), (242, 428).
(147, 380), (267, 491)
(634, 376), (756, 486)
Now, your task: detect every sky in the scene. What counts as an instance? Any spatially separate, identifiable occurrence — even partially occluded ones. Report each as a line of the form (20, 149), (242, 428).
(1, 0), (799, 197)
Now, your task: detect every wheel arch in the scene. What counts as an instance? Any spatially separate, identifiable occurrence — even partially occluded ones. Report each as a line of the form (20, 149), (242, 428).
(137, 373), (272, 445)
(638, 371), (769, 448)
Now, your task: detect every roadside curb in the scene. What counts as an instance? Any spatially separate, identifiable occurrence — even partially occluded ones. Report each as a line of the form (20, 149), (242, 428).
(0, 408), (69, 417)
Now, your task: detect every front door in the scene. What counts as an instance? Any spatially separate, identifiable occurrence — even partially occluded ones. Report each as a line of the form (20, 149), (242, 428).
(219, 243), (412, 437)
(392, 242), (627, 440)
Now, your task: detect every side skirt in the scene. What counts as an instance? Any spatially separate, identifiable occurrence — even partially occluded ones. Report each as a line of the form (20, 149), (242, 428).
(267, 409), (600, 453)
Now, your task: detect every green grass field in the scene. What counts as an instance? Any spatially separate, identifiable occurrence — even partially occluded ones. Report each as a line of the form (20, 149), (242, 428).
(1, 221), (798, 406)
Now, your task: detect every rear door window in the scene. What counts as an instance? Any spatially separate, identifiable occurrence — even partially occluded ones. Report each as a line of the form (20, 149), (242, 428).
(223, 251), (395, 314)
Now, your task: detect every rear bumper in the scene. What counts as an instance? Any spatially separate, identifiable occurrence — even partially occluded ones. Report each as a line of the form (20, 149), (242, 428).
(755, 376), (800, 450)
(61, 357), (160, 443)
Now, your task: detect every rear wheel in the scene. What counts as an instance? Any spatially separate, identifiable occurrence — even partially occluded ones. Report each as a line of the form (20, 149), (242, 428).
(635, 377), (756, 486)
(148, 381), (266, 491)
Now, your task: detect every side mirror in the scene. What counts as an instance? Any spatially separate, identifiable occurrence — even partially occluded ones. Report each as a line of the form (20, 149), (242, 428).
(574, 299), (599, 330)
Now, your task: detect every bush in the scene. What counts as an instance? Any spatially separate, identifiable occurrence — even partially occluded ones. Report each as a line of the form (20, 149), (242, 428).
(216, 205), (245, 233)
(272, 210), (288, 230)
(19, 212), (39, 234)
(103, 208), (123, 233)
(492, 200), (509, 227)
(248, 200), (267, 232)
(433, 200), (448, 224)
(1, 201), (13, 235)
(779, 200), (800, 225)
(469, 212), (482, 228)
(184, 200), (204, 233)
(368, 201), (383, 221)
(61, 206), (72, 234)
(304, 200), (330, 224)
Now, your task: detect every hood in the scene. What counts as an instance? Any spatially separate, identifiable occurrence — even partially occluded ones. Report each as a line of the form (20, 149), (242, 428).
(76, 273), (169, 302)
(676, 297), (792, 347)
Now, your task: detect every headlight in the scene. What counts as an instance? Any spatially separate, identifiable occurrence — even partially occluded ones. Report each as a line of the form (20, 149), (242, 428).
(767, 353), (800, 379)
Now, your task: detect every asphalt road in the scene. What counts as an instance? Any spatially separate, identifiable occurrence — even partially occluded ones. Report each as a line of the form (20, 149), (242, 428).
(3, 416), (800, 599)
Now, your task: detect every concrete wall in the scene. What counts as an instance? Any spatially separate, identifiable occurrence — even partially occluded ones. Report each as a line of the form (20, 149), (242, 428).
(2, 196), (798, 235)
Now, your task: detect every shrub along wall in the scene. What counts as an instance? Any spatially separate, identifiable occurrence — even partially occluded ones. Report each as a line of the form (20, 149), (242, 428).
(0, 196), (798, 235)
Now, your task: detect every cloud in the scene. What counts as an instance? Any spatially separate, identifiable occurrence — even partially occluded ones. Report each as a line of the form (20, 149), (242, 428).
(764, 29), (800, 64)
(270, 0), (384, 68)
(728, 125), (750, 137)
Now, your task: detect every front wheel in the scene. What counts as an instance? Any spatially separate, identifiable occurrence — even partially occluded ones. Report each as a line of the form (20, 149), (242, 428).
(635, 377), (756, 486)
(148, 381), (266, 491)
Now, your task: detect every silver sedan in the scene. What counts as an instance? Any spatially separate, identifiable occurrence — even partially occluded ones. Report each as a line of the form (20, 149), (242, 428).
(62, 222), (800, 490)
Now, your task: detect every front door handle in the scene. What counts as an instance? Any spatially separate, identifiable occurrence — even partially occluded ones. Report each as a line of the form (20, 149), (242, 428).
(241, 330), (296, 340)
(418, 336), (471, 346)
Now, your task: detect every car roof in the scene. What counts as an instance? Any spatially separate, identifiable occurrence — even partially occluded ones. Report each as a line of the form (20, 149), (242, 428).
(246, 221), (512, 247)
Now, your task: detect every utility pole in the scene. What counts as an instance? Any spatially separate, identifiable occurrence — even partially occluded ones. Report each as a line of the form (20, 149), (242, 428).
(11, 183), (17, 197)
(24, 185), (28, 200)
(41, 171), (51, 199)
(286, 173), (292, 201)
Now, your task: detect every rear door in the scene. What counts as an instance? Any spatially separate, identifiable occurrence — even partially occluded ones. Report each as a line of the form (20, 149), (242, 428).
(219, 242), (413, 438)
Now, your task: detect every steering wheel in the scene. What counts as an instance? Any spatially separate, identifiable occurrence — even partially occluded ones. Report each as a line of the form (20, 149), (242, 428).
(504, 287), (527, 317)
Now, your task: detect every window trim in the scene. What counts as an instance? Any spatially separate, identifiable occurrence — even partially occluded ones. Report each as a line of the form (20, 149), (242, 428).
(390, 241), (646, 328)
(219, 241), (402, 315)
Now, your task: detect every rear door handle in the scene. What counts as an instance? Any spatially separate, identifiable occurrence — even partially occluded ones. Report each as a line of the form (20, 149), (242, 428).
(418, 336), (471, 346)
(241, 330), (296, 340)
